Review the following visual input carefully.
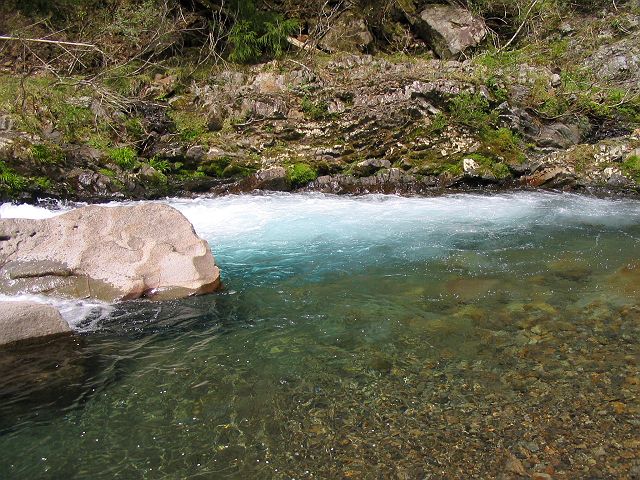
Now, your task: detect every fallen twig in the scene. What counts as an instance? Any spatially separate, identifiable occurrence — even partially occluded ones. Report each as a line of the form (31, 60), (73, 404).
(0, 35), (98, 50)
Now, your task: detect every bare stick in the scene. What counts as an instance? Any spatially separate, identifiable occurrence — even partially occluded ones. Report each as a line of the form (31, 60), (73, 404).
(0, 35), (98, 49)
(499, 0), (540, 52)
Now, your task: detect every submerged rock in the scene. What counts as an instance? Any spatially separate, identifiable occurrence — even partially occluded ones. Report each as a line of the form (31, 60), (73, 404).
(0, 204), (220, 301)
(0, 301), (71, 346)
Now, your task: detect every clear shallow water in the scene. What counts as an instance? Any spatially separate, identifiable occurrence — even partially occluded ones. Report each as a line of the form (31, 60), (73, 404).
(1, 192), (639, 478)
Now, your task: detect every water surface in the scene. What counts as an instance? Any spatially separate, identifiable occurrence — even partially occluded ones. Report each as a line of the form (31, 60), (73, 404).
(1, 192), (639, 478)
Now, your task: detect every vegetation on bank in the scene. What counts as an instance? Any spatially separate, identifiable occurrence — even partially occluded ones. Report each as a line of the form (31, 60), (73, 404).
(0, 0), (639, 200)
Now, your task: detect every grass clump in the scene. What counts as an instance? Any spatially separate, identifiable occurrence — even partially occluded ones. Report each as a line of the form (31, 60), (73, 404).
(30, 143), (64, 164)
(622, 155), (640, 181)
(149, 157), (172, 173)
(287, 162), (317, 188)
(301, 96), (330, 121)
(449, 92), (496, 129)
(0, 161), (29, 196)
(108, 147), (138, 170)
(465, 153), (511, 179)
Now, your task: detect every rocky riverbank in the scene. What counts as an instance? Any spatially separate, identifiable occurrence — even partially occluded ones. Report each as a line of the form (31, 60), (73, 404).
(0, 2), (639, 202)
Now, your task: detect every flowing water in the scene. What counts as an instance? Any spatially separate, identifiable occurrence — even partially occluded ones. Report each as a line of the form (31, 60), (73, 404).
(0, 192), (639, 479)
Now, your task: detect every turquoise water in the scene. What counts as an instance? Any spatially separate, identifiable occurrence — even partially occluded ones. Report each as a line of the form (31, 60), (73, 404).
(1, 192), (639, 478)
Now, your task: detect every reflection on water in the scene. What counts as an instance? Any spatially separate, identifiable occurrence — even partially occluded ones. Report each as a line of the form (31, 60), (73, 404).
(0, 192), (639, 478)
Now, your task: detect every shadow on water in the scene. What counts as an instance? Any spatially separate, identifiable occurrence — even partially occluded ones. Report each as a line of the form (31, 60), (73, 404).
(0, 291), (256, 435)
(0, 335), (98, 434)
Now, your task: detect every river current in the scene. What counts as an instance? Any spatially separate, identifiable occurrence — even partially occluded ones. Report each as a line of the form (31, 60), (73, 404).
(0, 192), (638, 478)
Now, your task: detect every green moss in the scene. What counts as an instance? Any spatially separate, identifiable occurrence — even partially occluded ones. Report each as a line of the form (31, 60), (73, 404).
(124, 117), (145, 140)
(480, 128), (526, 165)
(439, 162), (463, 176)
(475, 49), (523, 70)
(449, 92), (496, 129)
(485, 76), (509, 103)
(98, 168), (116, 178)
(108, 147), (138, 170)
(198, 156), (232, 177)
(222, 163), (253, 178)
(87, 133), (112, 151)
(177, 169), (206, 180)
(170, 110), (208, 142)
(287, 162), (317, 187)
(427, 113), (448, 135)
(622, 155), (640, 181)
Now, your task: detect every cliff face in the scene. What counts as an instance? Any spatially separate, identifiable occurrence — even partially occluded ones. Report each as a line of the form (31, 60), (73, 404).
(0, 0), (639, 201)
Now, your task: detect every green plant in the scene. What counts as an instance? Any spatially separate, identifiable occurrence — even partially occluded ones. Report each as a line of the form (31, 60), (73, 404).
(124, 117), (145, 139)
(485, 76), (509, 103)
(439, 162), (463, 176)
(30, 144), (64, 164)
(427, 113), (448, 135)
(480, 127), (526, 164)
(227, 1), (299, 63)
(58, 104), (93, 142)
(301, 96), (329, 121)
(287, 162), (317, 187)
(33, 177), (52, 189)
(177, 169), (206, 180)
(98, 168), (116, 178)
(170, 110), (207, 142)
(449, 92), (495, 129)
(0, 161), (29, 195)
(108, 147), (138, 170)
(149, 157), (172, 173)
(465, 153), (511, 179)
(87, 133), (112, 151)
(622, 155), (640, 181)
(198, 156), (232, 177)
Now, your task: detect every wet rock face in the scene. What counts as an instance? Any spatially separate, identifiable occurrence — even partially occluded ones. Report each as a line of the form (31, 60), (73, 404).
(0, 204), (221, 301)
(0, 301), (71, 346)
(411, 5), (487, 59)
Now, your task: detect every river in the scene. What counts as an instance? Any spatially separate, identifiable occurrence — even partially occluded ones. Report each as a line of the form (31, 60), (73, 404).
(0, 192), (639, 478)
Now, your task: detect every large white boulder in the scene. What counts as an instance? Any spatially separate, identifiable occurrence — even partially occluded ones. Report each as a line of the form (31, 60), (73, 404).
(0, 203), (220, 301)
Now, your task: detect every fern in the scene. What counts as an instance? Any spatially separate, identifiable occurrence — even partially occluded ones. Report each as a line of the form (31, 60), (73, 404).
(226, 0), (299, 64)
(260, 18), (299, 58)
(229, 20), (262, 63)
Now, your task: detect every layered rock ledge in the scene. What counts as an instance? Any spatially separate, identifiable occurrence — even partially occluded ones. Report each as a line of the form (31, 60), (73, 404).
(0, 203), (220, 303)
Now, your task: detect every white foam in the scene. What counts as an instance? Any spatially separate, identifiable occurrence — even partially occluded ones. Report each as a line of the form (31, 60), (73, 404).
(0, 294), (114, 332)
(166, 192), (640, 245)
(0, 202), (69, 219)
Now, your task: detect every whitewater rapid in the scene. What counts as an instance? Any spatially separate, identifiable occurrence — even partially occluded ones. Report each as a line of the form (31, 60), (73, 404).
(2, 191), (640, 331)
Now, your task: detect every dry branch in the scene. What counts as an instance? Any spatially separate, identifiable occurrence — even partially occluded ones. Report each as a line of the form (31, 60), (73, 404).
(0, 35), (98, 50)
